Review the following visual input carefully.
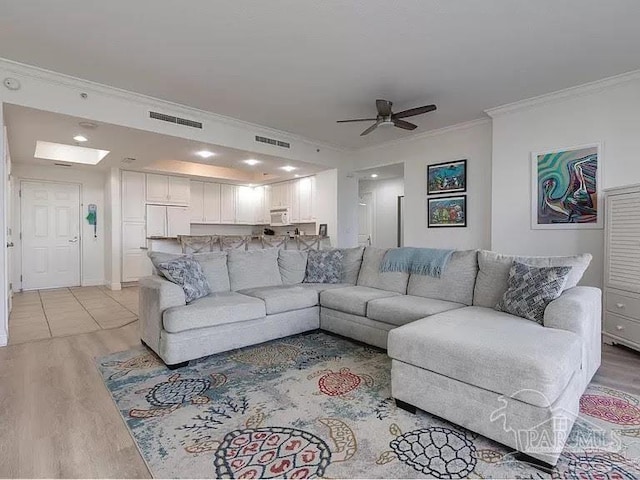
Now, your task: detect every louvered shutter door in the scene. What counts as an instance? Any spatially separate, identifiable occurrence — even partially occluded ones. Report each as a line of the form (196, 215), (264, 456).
(607, 192), (640, 292)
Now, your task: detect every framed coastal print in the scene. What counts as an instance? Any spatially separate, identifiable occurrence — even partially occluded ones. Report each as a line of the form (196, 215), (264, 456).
(428, 195), (467, 228)
(531, 143), (602, 229)
(427, 159), (467, 195)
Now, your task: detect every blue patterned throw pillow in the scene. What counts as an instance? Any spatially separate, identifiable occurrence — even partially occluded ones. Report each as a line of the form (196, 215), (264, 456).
(496, 261), (572, 324)
(304, 250), (344, 284)
(157, 256), (211, 303)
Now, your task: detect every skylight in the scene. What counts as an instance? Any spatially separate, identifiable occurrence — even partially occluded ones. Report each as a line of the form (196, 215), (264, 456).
(34, 141), (110, 165)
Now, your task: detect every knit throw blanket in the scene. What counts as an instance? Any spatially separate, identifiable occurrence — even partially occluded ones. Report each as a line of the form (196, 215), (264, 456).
(380, 247), (454, 278)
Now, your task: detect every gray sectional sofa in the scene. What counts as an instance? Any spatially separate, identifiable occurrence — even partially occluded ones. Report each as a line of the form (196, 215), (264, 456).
(139, 246), (601, 466)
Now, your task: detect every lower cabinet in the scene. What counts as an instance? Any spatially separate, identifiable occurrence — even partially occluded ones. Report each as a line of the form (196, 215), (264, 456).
(121, 222), (151, 282)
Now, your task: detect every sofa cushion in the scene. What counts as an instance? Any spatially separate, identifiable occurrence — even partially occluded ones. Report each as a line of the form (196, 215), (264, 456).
(367, 295), (465, 326)
(473, 250), (592, 308)
(496, 262), (571, 323)
(149, 251), (230, 293)
(320, 285), (400, 317)
(407, 250), (478, 305)
(156, 256), (211, 303)
(228, 249), (283, 291)
(357, 247), (410, 294)
(337, 246), (365, 284)
(387, 306), (582, 407)
(278, 250), (308, 285)
(238, 285), (319, 314)
(163, 291), (266, 333)
(305, 249), (344, 283)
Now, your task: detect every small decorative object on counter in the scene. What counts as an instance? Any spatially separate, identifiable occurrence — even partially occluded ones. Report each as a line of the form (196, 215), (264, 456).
(319, 224), (328, 237)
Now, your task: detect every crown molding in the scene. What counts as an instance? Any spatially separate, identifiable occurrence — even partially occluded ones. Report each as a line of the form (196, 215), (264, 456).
(356, 117), (491, 153)
(485, 69), (640, 117)
(0, 57), (347, 153)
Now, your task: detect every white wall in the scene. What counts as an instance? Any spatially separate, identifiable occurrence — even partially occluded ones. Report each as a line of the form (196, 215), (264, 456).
(489, 76), (640, 288)
(359, 177), (404, 248)
(314, 169), (339, 246)
(12, 163), (106, 287)
(354, 120), (493, 250)
(0, 109), (7, 345)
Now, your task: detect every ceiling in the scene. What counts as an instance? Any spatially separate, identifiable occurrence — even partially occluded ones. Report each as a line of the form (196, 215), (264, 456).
(355, 163), (404, 182)
(1, 1), (640, 149)
(3, 104), (326, 184)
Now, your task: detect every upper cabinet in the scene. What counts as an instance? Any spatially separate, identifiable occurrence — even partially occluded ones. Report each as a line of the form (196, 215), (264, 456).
(220, 184), (236, 224)
(190, 181), (222, 224)
(270, 182), (292, 209)
(298, 176), (315, 222)
(236, 186), (255, 225)
(268, 178), (315, 223)
(121, 171), (146, 223)
(146, 174), (190, 205)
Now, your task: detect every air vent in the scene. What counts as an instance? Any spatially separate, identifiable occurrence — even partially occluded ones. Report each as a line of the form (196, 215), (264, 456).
(255, 135), (290, 149)
(149, 111), (203, 129)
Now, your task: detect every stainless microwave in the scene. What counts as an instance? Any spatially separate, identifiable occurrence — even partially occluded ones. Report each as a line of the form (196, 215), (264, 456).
(270, 207), (290, 226)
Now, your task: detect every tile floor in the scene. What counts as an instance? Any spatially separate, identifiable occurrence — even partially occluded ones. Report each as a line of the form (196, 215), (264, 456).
(8, 285), (139, 345)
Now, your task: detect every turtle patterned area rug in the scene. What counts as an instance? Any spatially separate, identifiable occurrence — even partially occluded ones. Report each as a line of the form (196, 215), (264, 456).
(97, 332), (640, 479)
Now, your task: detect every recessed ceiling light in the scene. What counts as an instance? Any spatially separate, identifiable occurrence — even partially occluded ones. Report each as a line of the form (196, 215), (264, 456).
(73, 135), (88, 142)
(35, 141), (109, 165)
(248, 183), (255, 187)
(244, 159), (261, 166)
(371, 174), (378, 178)
(196, 150), (216, 159)
(281, 165), (296, 172)
(294, 174), (300, 178)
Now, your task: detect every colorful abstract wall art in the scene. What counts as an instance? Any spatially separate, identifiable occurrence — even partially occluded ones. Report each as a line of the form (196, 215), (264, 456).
(428, 195), (467, 228)
(427, 160), (467, 194)
(531, 144), (602, 229)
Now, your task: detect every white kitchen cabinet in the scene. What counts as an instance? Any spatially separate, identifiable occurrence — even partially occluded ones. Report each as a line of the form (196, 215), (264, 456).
(121, 222), (151, 282)
(236, 186), (255, 225)
(220, 184), (237, 224)
(121, 171), (146, 223)
(290, 180), (301, 223)
(146, 174), (189, 205)
(203, 182), (221, 223)
(189, 181), (204, 222)
(298, 176), (315, 222)
(253, 186), (267, 224)
(167, 206), (191, 237)
(270, 182), (292, 208)
(168, 176), (190, 204)
(146, 205), (167, 237)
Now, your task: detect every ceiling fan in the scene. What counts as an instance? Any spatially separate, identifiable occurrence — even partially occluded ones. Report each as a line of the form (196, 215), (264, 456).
(337, 99), (437, 136)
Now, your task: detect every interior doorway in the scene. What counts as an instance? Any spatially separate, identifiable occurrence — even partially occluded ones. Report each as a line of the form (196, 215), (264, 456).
(356, 163), (404, 248)
(20, 180), (81, 290)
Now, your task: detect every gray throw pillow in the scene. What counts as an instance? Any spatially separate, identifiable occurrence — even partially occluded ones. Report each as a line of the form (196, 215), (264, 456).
(496, 261), (571, 324)
(157, 256), (211, 303)
(304, 250), (344, 284)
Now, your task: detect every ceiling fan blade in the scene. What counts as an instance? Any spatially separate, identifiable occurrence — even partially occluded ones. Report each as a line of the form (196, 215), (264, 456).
(360, 121), (381, 136)
(376, 99), (393, 117)
(393, 104), (437, 119)
(336, 118), (378, 123)
(393, 119), (418, 131)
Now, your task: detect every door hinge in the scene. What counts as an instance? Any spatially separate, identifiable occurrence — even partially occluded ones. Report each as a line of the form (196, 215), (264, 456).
(20, 275), (22, 282)
(18, 189), (21, 197)
(19, 232), (22, 240)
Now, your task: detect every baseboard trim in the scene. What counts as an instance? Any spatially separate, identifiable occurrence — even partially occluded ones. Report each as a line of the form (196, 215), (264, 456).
(0, 333), (8, 347)
(106, 282), (122, 291)
(82, 280), (105, 287)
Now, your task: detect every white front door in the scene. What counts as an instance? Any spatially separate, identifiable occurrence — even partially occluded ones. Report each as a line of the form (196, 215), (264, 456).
(21, 181), (81, 290)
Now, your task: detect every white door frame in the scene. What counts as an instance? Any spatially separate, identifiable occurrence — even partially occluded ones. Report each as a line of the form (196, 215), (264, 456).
(18, 179), (83, 291)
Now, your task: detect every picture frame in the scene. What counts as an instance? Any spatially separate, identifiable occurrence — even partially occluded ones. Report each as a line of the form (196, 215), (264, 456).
(531, 143), (602, 230)
(427, 159), (467, 195)
(318, 224), (328, 237)
(427, 195), (467, 228)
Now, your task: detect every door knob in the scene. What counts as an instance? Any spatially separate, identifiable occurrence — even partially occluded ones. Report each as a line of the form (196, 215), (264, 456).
(616, 303), (625, 309)
(6, 242), (14, 248)
(69, 237), (78, 243)
(616, 325), (625, 331)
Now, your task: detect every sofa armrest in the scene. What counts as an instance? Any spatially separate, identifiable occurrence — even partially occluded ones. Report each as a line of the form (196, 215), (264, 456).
(139, 275), (186, 354)
(544, 286), (602, 385)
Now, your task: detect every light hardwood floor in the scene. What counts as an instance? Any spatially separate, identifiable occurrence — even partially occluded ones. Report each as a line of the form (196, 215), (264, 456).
(0, 319), (639, 477)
